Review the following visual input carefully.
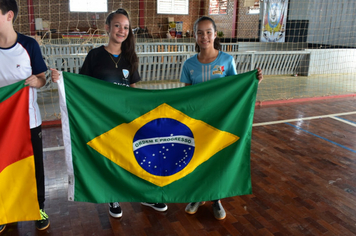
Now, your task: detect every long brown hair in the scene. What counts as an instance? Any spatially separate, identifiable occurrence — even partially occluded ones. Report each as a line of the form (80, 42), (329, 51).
(105, 8), (138, 75)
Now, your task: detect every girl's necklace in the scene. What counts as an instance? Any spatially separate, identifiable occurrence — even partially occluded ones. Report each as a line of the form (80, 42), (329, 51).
(109, 53), (121, 68)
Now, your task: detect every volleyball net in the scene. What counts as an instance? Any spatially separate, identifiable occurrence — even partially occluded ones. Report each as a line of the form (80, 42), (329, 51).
(12, 0), (356, 122)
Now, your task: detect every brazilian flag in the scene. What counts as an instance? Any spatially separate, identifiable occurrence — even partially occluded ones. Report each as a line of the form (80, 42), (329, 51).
(58, 70), (258, 203)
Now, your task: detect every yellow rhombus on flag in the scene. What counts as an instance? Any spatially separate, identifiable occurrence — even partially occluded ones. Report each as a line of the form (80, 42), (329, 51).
(87, 103), (239, 187)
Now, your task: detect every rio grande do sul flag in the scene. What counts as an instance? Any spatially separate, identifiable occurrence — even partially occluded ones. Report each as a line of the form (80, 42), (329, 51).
(0, 81), (40, 224)
(58, 70), (258, 203)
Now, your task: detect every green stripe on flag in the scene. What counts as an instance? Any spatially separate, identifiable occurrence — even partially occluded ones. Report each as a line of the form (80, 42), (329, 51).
(0, 80), (26, 103)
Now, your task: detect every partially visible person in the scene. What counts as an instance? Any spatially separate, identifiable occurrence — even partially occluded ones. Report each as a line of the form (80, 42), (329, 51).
(0, 0), (49, 231)
(180, 16), (263, 220)
(51, 8), (168, 218)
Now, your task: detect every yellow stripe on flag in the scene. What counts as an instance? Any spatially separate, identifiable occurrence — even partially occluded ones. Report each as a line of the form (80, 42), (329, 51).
(0, 155), (40, 224)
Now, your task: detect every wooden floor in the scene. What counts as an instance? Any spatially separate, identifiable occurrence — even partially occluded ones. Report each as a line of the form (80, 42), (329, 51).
(3, 97), (356, 236)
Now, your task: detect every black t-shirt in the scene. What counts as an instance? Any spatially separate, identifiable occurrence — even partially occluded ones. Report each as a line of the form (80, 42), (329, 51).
(80, 45), (141, 87)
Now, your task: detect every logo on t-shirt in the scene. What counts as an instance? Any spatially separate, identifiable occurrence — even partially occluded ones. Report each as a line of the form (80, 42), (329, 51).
(123, 69), (129, 79)
(212, 65), (224, 75)
(190, 70), (194, 75)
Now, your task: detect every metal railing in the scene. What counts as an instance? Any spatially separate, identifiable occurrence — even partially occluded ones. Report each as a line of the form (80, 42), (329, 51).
(40, 42), (239, 57)
(44, 50), (311, 90)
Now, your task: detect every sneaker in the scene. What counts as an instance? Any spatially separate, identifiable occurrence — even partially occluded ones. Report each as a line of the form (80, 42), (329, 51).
(185, 202), (205, 214)
(0, 224), (6, 233)
(109, 202), (123, 218)
(35, 209), (50, 230)
(141, 202), (168, 212)
(212, 200), (226, 220)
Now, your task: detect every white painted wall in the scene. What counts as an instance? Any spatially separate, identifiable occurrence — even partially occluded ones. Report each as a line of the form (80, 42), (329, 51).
(306, 49), (356, 75)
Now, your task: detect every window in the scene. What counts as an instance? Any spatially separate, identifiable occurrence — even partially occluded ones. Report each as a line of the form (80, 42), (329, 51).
(209, 0), (228, 15)
(248, 1), (260, 15)
(69, 0), (108, 12)
(157, 0), (189, 15)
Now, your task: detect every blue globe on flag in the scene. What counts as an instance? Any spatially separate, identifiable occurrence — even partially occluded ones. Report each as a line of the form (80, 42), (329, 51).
(133, 118), (195, 176)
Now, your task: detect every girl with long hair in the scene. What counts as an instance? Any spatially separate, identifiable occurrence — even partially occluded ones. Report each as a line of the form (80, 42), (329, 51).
(51, 8), (167, 218)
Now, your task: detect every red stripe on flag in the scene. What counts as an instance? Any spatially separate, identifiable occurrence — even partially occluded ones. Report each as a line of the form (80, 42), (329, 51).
(0, 86), (33, 173)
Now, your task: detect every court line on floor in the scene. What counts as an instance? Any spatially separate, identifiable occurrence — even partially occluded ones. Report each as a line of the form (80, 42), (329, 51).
(44, 146), (64, 152)
(252, 111), (356, 127)
(331, 116), (356, 127)
(44, 111), (356, 152)
(286, 122), (356, 154)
